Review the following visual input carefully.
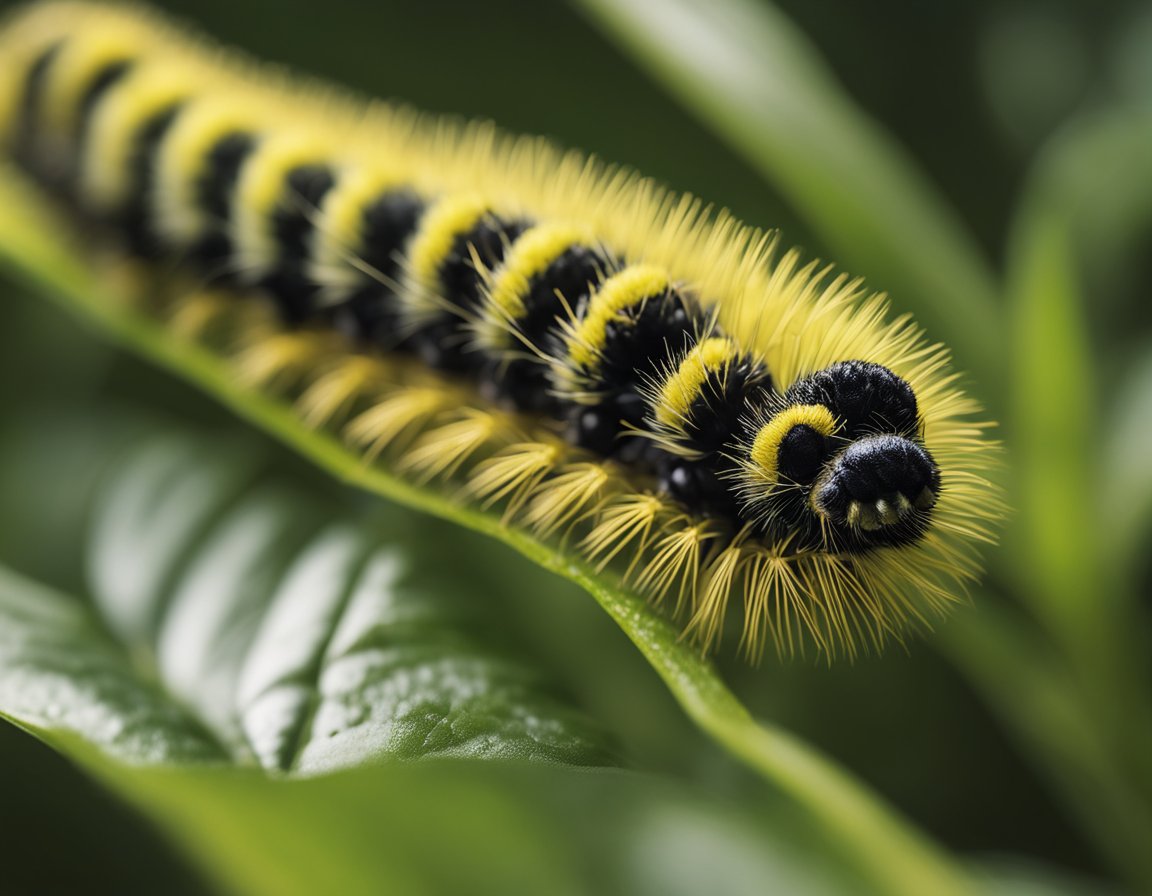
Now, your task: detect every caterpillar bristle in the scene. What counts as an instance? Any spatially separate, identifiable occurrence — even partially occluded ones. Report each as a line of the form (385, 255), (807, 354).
(295, 355), (390, 429)
(165, 288), (234, 341)
(464, 441), (565, 520)
(0, 1), (1005, 661)
(397, 411), (503, 484)
(344, 386), (456, 461)
(688, 539), (744, 654)
(739, 549), (812, 659)
(233, 329), (337, 391)
(581, 494), (669, 576)
(522, 462), (612, 540)
(633, 521), (716, 615)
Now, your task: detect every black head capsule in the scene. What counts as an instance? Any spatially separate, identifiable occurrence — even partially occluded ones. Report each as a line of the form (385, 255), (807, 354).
(738, 362), (939, 551)
(783, 359), (920, 437)
(811, 433), (940, 545)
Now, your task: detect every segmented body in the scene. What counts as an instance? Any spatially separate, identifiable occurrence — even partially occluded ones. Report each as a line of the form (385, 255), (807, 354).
(0, 3), (999, 656)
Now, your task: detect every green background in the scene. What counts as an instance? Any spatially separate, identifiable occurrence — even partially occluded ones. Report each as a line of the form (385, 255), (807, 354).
(1, 0), (1148, 893)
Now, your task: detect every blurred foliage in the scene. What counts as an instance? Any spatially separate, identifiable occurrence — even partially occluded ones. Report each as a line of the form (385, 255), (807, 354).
(0, 0), (1149, 894)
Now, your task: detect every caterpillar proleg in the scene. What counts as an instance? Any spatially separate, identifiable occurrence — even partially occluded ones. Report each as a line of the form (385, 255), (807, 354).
(0, 2), (1001, 659)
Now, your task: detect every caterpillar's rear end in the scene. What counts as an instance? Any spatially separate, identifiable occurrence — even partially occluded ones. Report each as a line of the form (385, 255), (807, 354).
(0, 2), (1002, 659)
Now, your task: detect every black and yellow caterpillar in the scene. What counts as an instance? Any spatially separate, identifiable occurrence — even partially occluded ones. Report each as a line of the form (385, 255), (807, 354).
(0, 2), (1000, 657)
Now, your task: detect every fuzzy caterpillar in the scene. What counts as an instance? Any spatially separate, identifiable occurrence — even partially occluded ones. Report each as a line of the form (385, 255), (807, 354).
(0, 2), (1001, 658)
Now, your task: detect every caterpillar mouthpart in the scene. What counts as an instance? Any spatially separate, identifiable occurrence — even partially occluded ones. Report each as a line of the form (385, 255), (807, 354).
(812, 434), (940, 541)
(0, 1), (1004, 661)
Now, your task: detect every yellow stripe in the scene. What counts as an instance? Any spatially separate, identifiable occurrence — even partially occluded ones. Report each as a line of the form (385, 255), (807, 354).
(80, 64), (196, 212)
(408, 194), (488, 287)
(311, 164), (408, 292)
(40, 24), (141, 139)
(475, 221), (595, 352)
(153, 96), (269, 244)
(0, 10), (73, 145)
(567, 265), (670, 370)
(232, 132), (339, 278)
(401, 194), (489, 318)
(655, 337), (739, 429)
(749, 404), (837, 483)
(487, 222), (594, 321)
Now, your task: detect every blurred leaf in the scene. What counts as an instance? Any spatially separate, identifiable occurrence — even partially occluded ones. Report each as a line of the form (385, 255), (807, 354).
(0, 167), (981, 896)
(47, 736), (882, 896)
(960, 105), (1152, 896)
(1004, 195), (1097, 638)
(940, 602), (1152, 892)
(1102, 347), (1152, 573)
(0, 403), (148, 591)
(1029, 111), (1152, 309)
(1004, 111), (1152, 598)
(1001, 149), (1152, 892)
(575, 0), (1002, 385)
(977, 7), (1089, 153)
(1010, 110), (1152, 585)
(1003, 107), (1152, 679)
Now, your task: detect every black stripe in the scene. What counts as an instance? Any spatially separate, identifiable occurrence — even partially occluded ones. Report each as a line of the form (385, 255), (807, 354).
(489, 242), (612, 414)
(654, 356), (773, 521)
(566, 285), (707, 460)
(331, 188), (425, 347)
(120, 101), (187, 257)
(259, 163), (336, 324)
(13, 42), (63, 174)
(412, 212), (529, 372)
(189, 130), (258, 272)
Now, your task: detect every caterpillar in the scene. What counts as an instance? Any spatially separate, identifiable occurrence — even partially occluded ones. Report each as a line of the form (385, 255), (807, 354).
(0, 2), (1000, 658)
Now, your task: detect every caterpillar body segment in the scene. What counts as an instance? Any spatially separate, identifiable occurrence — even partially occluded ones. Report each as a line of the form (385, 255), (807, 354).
(474, 222), (614, 414)
(310, 169), (425, 347)
(399, 196), (530, 372)
(645, 336), (775, 520)
(0, 2), (1002, 657)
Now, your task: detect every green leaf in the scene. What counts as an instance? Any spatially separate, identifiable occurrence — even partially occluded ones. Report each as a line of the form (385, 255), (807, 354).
(574, 0), (1002, 385)
(972, 108), (1152, 894)
(1000, 109), (1152, 752)
(0, 566), (224, 764)
(0, 432), (616, 771)
(0, 167), (978, 895)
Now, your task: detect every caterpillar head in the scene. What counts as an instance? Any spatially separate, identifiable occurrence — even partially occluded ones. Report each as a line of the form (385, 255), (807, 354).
(738, 360), (940, 551)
